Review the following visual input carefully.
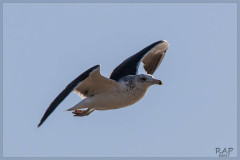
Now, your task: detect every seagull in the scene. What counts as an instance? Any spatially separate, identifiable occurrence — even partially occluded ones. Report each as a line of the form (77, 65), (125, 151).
(38, 40), (169, 127)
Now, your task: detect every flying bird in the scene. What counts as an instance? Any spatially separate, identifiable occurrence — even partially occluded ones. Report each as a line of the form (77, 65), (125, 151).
(38, 40), (169, 127)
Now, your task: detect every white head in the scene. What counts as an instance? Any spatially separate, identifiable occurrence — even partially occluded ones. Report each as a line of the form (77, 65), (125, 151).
(135, 74), (163, 88)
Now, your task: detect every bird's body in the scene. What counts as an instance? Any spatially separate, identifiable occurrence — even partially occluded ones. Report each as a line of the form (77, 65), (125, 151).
(71, 74), (156, 111)
(38, 40), (169, 127)
(72, 84), (144, 111)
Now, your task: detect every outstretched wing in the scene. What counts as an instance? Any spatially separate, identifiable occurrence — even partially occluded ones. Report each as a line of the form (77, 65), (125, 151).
(38, 65), (117, 127)
(109, 40), (169, 81)
(73, 66), (118, 99)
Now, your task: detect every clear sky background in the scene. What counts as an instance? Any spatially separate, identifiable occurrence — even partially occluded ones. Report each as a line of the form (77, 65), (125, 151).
(3, 3), (237, 157)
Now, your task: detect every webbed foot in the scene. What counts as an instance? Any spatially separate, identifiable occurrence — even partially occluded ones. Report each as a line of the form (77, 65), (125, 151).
(72, 108), (94, 117)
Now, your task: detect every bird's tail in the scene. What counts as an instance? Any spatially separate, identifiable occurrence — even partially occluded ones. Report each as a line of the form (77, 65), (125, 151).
(66, 100), (88, 111)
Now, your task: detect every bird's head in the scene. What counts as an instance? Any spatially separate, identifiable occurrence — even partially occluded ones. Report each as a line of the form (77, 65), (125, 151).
(136, 74), (163, 88)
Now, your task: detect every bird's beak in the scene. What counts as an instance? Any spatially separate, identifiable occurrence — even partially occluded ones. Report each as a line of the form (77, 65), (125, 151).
(154, 79), (163, 85)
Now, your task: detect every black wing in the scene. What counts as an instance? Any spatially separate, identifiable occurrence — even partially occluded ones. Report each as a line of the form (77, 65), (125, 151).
(109, 40), (168, 81)
(38, 65), (100, 127)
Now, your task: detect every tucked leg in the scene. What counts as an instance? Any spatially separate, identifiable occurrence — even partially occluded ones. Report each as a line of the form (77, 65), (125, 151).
(72, 108), (95, 117)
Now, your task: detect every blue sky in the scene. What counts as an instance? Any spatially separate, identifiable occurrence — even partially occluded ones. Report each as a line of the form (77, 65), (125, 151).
(3, 3), (237, 157)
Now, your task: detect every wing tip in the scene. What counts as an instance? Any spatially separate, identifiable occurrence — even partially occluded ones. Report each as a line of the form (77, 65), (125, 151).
(37, 121), (43, 128)
(142, 40), (168, 75)
(156, 40), (169, 50)
(95, 64), (100, 68)
(37, 64), (101, 128)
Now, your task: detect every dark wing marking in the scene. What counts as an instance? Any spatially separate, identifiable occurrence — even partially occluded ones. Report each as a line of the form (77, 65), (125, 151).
(38, 65), (100, 127)
(109, 40), (168, 81)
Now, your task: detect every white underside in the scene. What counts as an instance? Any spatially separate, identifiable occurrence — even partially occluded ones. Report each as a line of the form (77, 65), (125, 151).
(67, 65), (152, 111)
(68, 85), (148, 110)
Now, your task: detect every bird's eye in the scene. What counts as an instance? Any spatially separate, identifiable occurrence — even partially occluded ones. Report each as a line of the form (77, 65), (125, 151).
(140, 77), (146, 81)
